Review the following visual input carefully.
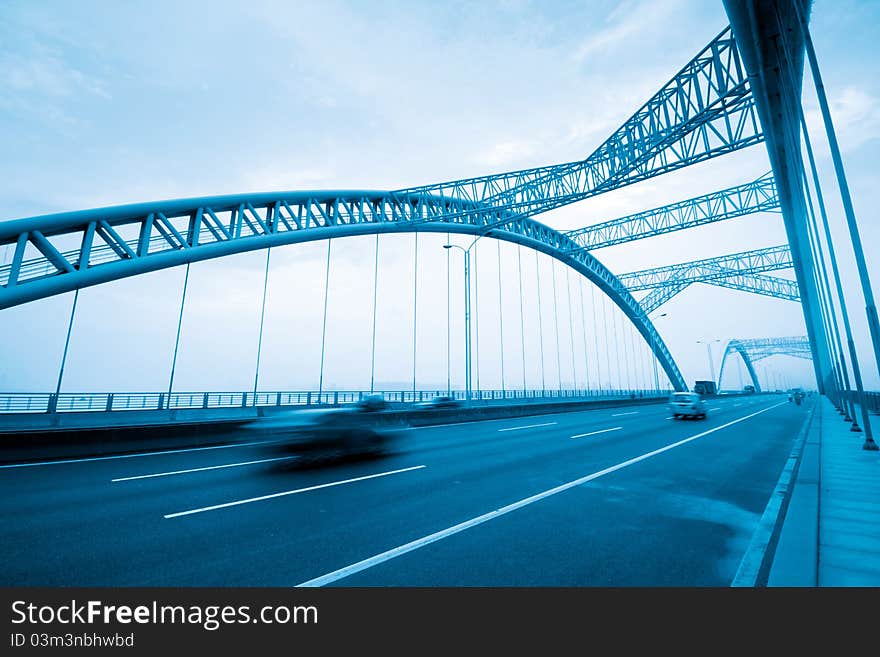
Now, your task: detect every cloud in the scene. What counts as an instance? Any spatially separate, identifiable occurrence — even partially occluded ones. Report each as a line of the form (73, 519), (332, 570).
(804, 86), (880, 153)
(572, 0), (685, 63)
(475, 140), (539, 168)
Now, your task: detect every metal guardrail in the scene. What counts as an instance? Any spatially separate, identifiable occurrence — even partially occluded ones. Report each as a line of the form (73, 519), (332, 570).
(840, 390), (880, 414)
(0, 388), (667, 414)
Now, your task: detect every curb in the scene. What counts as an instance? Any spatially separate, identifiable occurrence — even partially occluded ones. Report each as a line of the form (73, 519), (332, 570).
(731, 398), (817, 587)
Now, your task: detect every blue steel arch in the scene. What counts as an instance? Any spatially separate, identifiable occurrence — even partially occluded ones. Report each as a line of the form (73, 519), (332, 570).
(0, 190), (687, 391)
(717, 340), (763, 392)
(717, 336), (813, 392)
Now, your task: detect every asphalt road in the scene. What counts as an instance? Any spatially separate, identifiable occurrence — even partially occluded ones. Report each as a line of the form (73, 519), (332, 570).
(0, 394), (810, 586)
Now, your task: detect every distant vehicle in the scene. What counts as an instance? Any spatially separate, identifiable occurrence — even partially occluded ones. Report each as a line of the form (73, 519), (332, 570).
(693, 380), (717, 396)
(788, 388), (805, 405)
(244, 394), (401, 462)
(669, 392), (708, 420)
(743, 385), (756, 394)
(417, 395), (461, 410)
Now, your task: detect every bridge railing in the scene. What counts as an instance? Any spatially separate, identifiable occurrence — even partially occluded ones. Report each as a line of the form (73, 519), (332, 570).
(0, 388), (669, 415)
(840, 390), (880, 414)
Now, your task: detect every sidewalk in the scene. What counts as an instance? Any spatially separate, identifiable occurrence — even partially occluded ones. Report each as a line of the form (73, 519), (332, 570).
(767, 396), (880, 586)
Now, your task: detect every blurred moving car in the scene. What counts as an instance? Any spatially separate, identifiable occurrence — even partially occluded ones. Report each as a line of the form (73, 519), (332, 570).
(669, 392), (708, 420)
(417, 395), (461, 410)
(243, 394), (402, 462)
(788, 388), (805, 405)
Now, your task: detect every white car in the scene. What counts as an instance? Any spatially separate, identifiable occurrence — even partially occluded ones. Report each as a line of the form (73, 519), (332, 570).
(669, 392), (708, 420)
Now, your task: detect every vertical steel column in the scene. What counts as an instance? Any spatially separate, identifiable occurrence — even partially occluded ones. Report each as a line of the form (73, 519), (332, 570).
(775, 7), (874, 447)
(797, 10), (880, 381)
(167, 264), (190, 410)
(769, 10), (851, 417)
(252, 247), (272, 404)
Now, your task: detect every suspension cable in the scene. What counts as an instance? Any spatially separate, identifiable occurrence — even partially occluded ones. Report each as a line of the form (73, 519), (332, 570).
(565, 267), (577, 391)
(446, 233), (451, 396)
(370, 235), (380, 393)
(551, 260), (562, 391)
(517, 245), (527, 393)
(535, 251), (546, 392)
(591, 284), (602, 392)
(412, 232), (418, 395)
(496, 240), (506, 394)
(167, 263), (190, 409)
(473, 240), (480, 396)
(252, 247), (272, 403)
(578, 277), (591, 393)
(318, 239), (332, 397)
(53, 288), (80, 411)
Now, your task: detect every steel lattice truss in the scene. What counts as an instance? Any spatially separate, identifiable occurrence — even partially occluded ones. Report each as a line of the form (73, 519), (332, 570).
(618, 245), (798, 313)
(718, 336), (812, 391)
(565, 172), (778, 251)
(619, 245), (793, 291)
(391, 26), (762, 226)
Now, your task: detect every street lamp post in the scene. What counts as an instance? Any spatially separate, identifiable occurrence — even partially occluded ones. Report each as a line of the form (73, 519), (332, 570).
(445, 240), (480, 404)
(697, 339), (720, 386)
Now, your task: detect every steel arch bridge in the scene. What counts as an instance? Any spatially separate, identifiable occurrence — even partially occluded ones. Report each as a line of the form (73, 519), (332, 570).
(717, 336), (812, 392)
(0, 2), (841, 401)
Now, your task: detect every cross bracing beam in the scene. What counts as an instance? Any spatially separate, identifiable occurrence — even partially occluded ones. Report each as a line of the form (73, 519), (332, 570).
(636, 267), (799, 314)
(565, 172), (779, 251)
(391, 26), (762, 227)
(710, 270), (799, 301)
(619, 245), (793, 291)
(0, 191), (687, 392)
(717, 335), (812, 392)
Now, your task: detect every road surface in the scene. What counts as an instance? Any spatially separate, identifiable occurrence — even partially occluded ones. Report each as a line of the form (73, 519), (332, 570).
(0, 395), (808, 586)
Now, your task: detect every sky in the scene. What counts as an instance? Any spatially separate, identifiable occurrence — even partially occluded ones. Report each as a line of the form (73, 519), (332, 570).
(0, 0), (878, 395)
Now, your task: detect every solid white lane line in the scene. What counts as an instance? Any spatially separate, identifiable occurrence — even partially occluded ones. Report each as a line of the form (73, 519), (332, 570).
(0, 440), (281, 469)
(570, 427), (622, 439)
(112, 456), (297, 482)
(710, 407), (722, 411)
(611, 411), (639, 417)
(296, 401), (788, 587)
(497, 422), (557, 432)
(164, 465), (426, 519)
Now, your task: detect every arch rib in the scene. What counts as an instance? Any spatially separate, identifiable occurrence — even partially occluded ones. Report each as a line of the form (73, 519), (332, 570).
(0, 190), (687, 392)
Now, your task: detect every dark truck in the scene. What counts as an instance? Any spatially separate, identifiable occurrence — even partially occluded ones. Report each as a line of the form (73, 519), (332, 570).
(693, 380), (717, 396)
